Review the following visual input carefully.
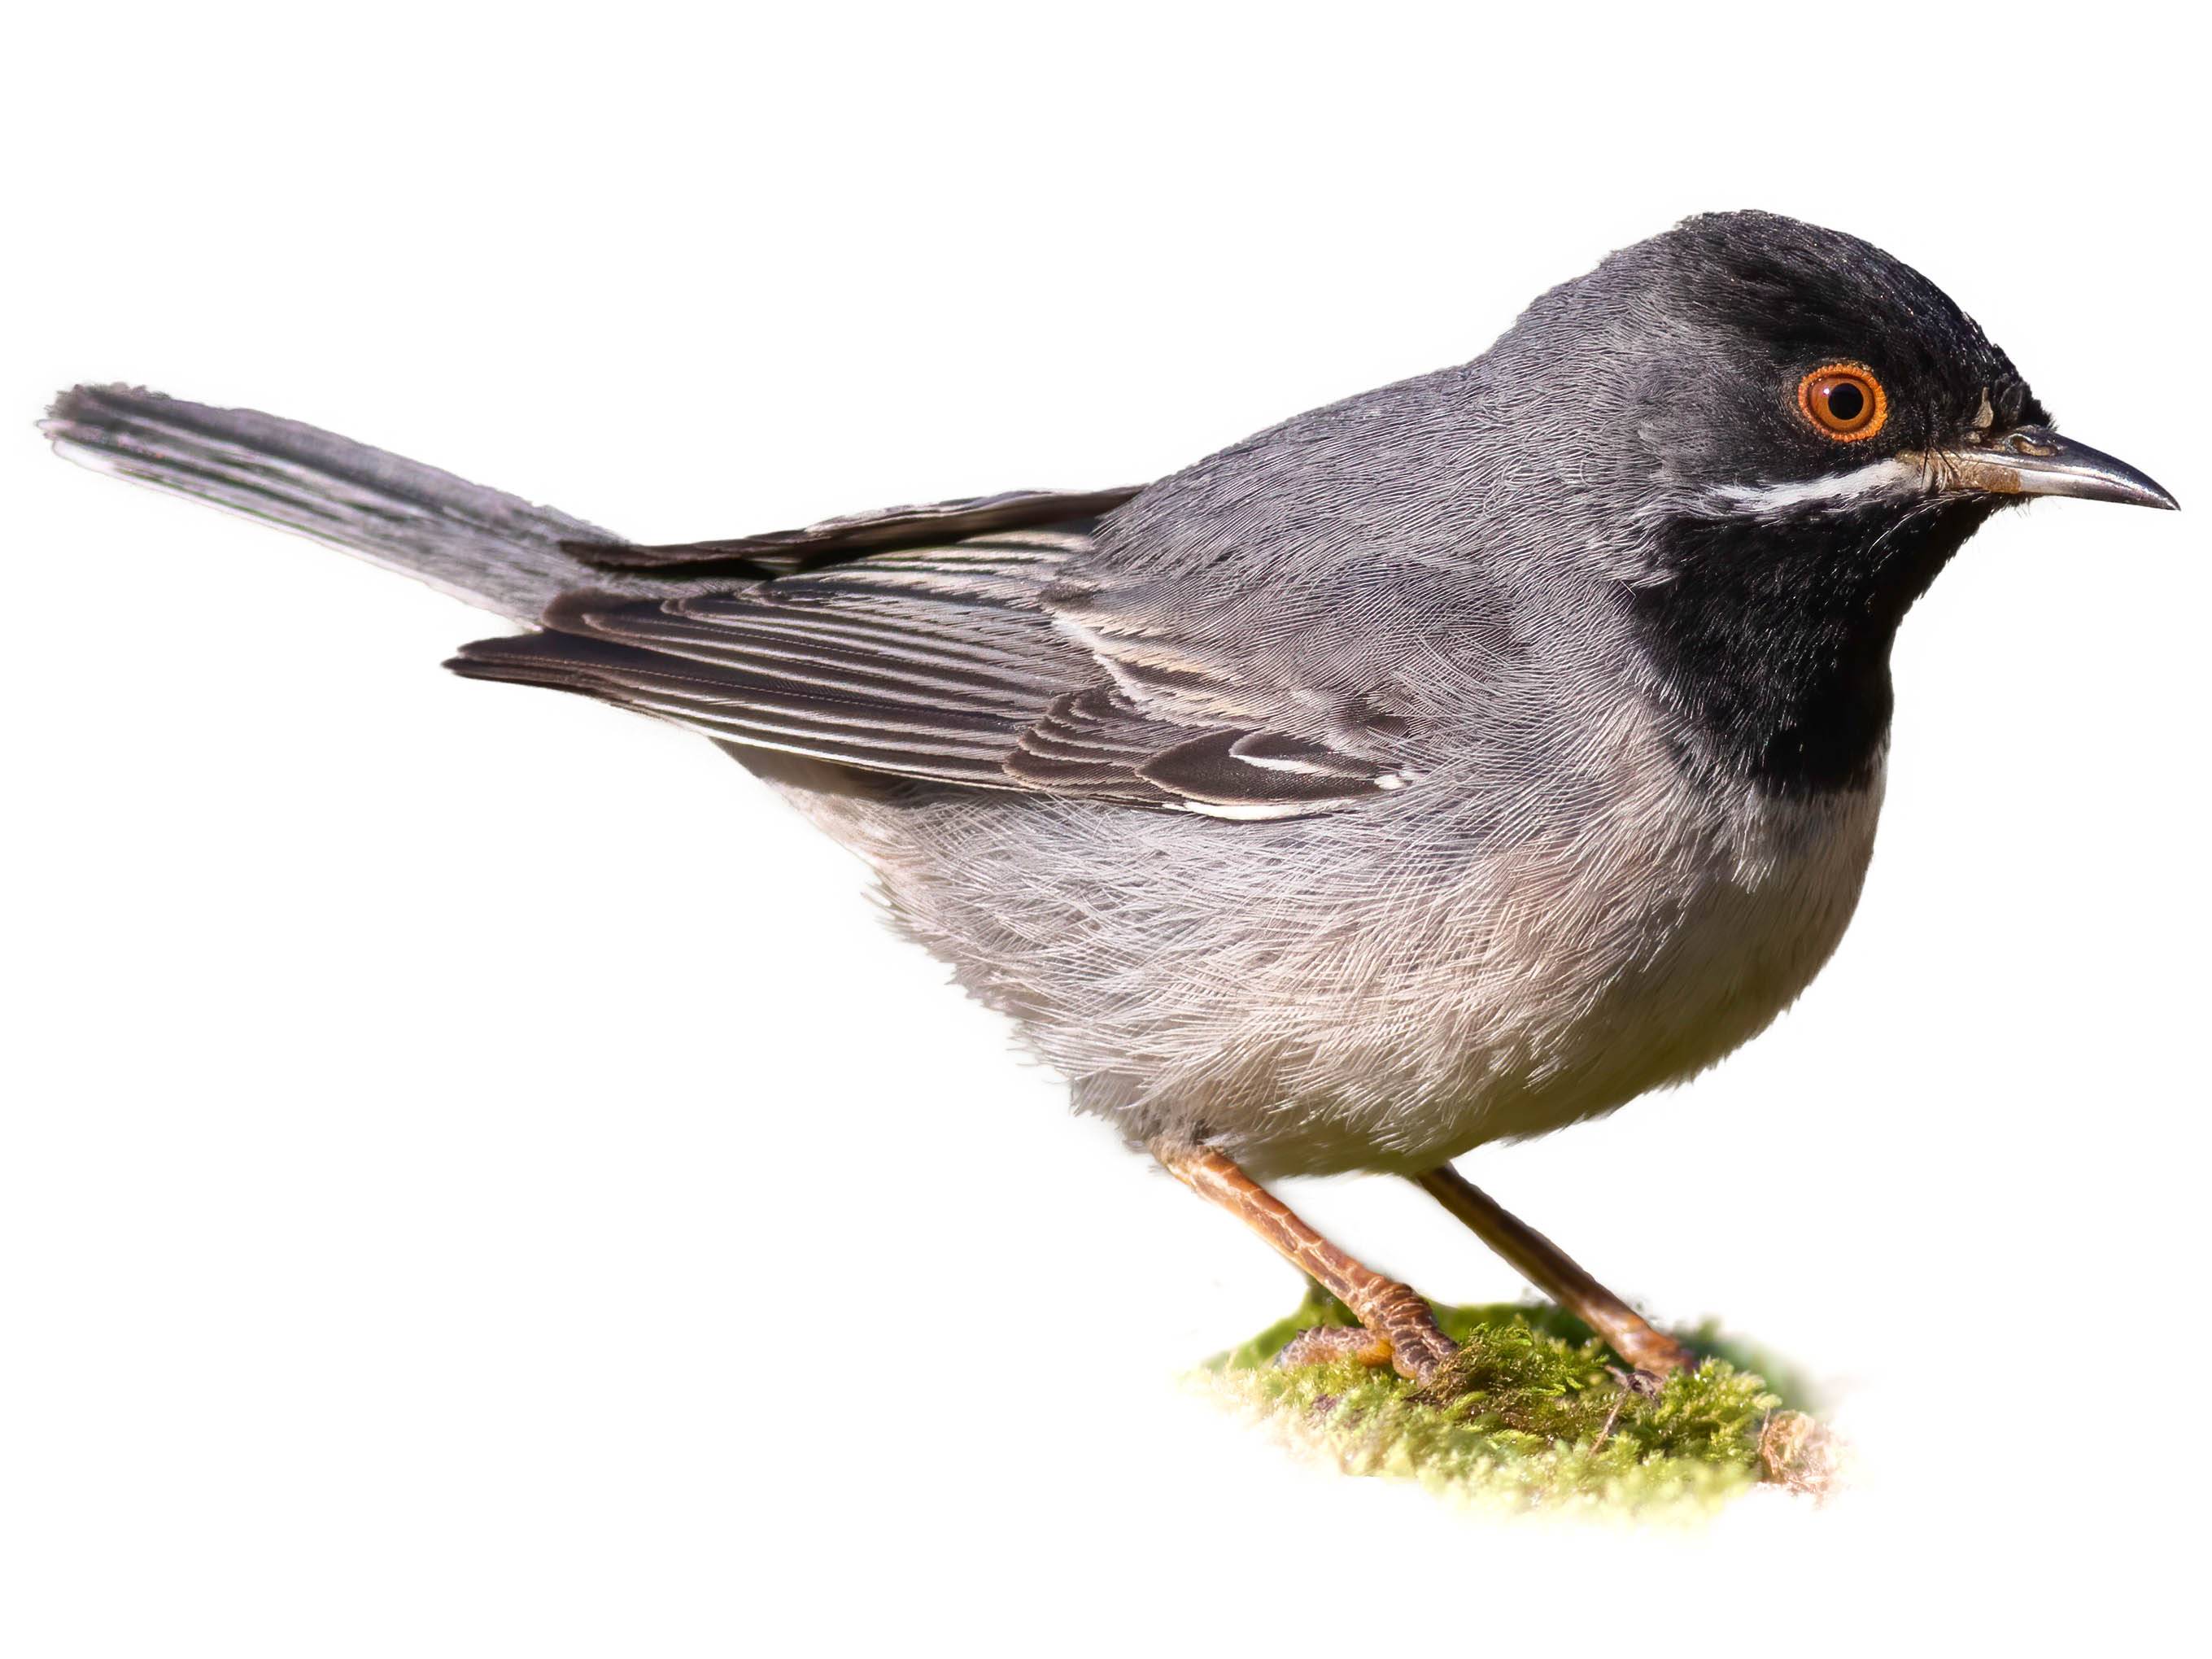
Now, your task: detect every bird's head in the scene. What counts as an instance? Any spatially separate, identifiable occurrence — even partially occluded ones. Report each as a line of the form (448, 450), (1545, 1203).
(1496, 210), (2176, 792)
(1595, 210), (2173, 525)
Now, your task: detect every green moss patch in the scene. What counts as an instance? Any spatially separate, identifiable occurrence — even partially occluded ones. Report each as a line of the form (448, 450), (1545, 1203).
(1193, 1288), (1837, 1516)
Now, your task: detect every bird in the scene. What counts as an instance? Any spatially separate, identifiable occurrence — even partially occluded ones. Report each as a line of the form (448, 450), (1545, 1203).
(44, 211), (2178, 1384)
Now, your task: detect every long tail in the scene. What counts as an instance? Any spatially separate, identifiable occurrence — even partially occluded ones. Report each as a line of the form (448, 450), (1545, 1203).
(43, 384), (647, 623)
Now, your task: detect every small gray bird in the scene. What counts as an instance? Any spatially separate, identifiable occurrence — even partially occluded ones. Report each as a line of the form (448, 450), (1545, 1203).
(46, 212), (2177, 1382)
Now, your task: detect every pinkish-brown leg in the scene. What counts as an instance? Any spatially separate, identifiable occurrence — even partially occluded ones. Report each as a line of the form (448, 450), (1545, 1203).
(1155, 1142), (1457, 1383)
(1413, 1163), (1693, 1377)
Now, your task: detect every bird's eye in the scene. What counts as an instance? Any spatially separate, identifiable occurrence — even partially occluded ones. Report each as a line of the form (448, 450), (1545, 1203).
(1796, 363), (1887, 442)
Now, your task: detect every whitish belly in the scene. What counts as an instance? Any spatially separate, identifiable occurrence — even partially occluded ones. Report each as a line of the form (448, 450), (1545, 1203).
(752, 746), (1886, 1182)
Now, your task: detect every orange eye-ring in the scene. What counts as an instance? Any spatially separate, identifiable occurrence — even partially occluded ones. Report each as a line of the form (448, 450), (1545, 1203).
(1796, 363), (1888, 441)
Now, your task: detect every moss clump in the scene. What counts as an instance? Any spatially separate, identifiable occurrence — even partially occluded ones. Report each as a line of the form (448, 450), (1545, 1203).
(1193, 1287), (1835, 1516)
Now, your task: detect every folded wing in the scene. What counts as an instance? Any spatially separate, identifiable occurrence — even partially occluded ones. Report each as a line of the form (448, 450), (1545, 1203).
(450, 517), (1413, 819)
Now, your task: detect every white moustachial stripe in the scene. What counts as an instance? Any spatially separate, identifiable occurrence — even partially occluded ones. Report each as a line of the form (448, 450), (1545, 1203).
(1704, 455), (1926, 516)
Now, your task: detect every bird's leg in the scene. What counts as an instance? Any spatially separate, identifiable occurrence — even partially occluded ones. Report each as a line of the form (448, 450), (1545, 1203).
(1155, 1142), (1457, 1383)
(1412, 1163), (1692, 1377)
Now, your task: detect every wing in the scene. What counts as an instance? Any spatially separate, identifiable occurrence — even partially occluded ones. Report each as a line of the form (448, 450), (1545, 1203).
(448, 518), (1417, 819)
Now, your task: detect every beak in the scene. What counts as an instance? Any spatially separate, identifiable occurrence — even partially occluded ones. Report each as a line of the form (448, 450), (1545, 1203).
(1932, 426), (2179, 510)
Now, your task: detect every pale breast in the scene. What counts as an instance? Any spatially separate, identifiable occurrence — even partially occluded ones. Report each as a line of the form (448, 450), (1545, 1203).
(1123, 759), (1886, 1178)
(1452, 771), (1885, 1148)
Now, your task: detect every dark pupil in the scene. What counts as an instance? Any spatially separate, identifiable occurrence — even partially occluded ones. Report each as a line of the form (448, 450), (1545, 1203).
(1826, 380), (1865, 422)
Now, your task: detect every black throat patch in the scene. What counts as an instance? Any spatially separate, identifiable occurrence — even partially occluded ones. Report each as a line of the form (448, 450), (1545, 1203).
(1631, 497), (1998, 795)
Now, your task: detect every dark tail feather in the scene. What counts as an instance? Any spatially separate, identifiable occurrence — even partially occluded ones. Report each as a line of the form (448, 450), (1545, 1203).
(42, 384), (645, 622)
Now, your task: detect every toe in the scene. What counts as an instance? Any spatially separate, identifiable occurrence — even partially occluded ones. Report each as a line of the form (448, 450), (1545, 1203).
(1278, 1325), (1397, 1369)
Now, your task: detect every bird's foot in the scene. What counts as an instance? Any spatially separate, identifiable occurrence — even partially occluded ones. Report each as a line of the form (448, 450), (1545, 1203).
(1276, 1286), (1457, 1384)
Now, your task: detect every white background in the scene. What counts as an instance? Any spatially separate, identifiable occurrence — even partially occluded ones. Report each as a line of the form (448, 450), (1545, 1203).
(5, 4), (2205, 1653)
